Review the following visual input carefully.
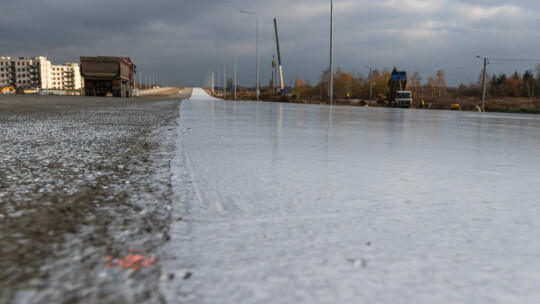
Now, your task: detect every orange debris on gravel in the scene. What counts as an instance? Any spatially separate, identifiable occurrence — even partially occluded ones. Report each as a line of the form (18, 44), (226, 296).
(106, 251), (156, 270)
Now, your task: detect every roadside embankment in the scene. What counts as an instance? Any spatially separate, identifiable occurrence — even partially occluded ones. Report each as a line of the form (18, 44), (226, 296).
(208, 89), (540, 114)
(139, 87), (185, 97)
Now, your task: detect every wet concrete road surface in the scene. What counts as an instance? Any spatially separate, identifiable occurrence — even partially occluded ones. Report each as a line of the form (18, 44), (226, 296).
(4, 88), (540, 303)
(162, 89), (540, 304)
(0, 89), (191, 304)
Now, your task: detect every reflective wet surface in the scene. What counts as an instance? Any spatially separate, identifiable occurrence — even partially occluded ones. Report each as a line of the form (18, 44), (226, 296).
(3, 88), (540, 303)
(162, 89), (540, 303)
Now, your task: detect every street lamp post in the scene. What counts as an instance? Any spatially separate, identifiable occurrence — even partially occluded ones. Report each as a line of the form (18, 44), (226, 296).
(234, 50), (237, 100)
(329, 0), (334, 105)
(240, 10), (259, 101)
(365, 65), (372, 100)
(476, 55), (488, 112)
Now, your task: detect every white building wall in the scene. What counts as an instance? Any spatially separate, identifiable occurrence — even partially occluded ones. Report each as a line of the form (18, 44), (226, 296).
(36, 57), (52, 90)
(1, 56), (82, 92)
(70, 64), (82, 90)
(51, 63), (82, 90)
(51, 65), (65, 90)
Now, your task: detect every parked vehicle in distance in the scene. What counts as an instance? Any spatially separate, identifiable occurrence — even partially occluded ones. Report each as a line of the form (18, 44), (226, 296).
(1, 86), (15, 94)
(395, 91), (413, 107)
(80, 56), (136, 98)
(387, 67), (412, 108)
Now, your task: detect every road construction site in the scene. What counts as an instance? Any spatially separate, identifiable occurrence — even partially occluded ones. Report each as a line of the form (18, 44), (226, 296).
(2, 88), (540, 304)
(0, 89), (190, 303)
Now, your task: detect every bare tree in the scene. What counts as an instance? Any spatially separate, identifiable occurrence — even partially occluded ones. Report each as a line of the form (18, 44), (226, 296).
(411, 72), (422, 97)
(427, 76), (437, 97)
(436, 70), (446, 97)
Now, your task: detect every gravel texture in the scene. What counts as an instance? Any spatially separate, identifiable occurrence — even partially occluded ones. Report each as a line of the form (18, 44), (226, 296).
(0, 89), (191, 304)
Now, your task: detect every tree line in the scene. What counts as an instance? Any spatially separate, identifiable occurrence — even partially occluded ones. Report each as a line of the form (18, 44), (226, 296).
(292, 64), (540, 100)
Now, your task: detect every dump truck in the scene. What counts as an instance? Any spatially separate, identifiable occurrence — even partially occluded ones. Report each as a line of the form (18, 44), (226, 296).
(387, 66), (412, 107)
(80, 56), (135, 97)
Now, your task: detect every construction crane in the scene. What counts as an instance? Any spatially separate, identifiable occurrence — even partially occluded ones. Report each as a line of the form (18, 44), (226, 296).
(274, 18), (286, 94)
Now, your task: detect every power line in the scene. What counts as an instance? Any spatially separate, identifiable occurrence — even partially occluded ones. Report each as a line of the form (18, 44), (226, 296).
(489, 58), (540, 62)
(417, 63), (483, 74)
(488, 61), (540, 66)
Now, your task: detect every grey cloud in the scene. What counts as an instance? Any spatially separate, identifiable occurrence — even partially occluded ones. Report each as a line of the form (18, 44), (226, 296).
(1, 0), (539, 87)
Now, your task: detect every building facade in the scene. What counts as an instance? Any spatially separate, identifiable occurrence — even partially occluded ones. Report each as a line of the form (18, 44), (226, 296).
(0, 56), (53, 90)
(1, 56), (81, 91)
(51, 63), (82, 90)
(0, 57), (16, 88)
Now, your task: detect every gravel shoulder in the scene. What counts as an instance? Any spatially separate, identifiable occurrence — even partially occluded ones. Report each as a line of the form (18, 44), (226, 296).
(0, 88), (192, 304)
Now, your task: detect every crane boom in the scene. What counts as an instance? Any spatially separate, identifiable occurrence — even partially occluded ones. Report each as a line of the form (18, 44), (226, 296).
(274, 18), (284, 91)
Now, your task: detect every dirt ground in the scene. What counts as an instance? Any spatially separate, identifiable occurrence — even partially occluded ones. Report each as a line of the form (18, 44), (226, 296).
(141, 87), (186, 97)
(0, 88), (192, 304)
(211, 89), (540, 113)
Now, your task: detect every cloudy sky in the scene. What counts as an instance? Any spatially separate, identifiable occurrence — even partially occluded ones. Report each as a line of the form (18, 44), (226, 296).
(1, 0), (540, 87)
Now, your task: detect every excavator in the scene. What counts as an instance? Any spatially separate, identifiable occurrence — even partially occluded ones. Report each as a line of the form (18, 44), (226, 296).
(1, 86), (15, 94)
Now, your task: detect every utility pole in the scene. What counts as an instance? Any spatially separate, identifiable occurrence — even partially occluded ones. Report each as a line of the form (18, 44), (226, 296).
(240, 10), (259, 101)
(218, 64), (220, 96)
(211, 70), (215, 93)
(329, 0), (334, 105)
(234, 51), (237, 100)
(223, 59), (226, 98)
(365, 66), (372, 99)
(256, 13), (259, 101)
(370, 67), (373, 100)
(477, 55), (488, 112)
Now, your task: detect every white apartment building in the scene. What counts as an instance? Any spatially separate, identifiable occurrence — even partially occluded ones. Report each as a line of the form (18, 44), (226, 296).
(51, 63), (82, 90)
(1, 56), (81, 91)
(37, 57), (52, 89)
(0, 56), (52, 90)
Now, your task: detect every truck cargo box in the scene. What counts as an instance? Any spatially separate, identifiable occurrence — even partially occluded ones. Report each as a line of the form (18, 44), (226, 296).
(80, 56), (135, 97)
(80, 56), (133, 81)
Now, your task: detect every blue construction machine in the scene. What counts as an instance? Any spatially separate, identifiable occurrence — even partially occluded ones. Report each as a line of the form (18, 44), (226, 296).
(387, 66), (412, 108)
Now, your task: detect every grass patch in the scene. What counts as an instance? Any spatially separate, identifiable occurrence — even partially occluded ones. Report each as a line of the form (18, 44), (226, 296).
(487, 107), (540, 114)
